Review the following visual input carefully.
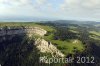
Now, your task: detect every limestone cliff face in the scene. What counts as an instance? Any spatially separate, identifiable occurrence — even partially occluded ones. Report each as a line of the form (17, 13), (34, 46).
(0, 27), (47, 36)
(35, 38), (65, 57)
(26, 27), (47, 36)
(0, 26), (64, 57)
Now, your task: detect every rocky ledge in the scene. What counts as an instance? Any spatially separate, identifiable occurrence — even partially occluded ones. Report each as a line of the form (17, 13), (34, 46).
(35, 38), (65, 57)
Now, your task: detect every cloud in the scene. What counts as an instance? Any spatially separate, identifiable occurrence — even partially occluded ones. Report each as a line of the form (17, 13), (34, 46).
(0, 0), (32, 10)
(35, 0), (47, 5)
(0, 0), (44, 18)
(34, 0), (52, 9)
(60, 0), (100, 10)
(59, 0), (100, 20)
(82, 0), (100, 9)
(0, 0), (100, 21)
(59, 0), (86, 18)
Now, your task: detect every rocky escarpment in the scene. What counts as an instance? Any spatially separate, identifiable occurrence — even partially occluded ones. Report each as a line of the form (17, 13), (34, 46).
(35, 38), (65, 57)
(0, 26), (64, 57)
(0, 27), (47, 36)
(26, 27), (47, 36)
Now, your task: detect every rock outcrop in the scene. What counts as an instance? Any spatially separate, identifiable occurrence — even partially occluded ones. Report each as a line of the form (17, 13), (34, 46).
(0, 26), (64, 57)
(26, 27), (47, 36)
(0, 27), (47, 36)
(35, 38), (65, 57)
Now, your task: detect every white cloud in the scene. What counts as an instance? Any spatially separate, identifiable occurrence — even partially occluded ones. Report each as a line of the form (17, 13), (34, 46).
(0, 0), (3, 3)
(82, 0), (100, 9)
(60, 0), (100, 10)
(60, 0), (80, 10)
(58, 0), (100, 21)
(34, 0), (52, 9)
(0, 0), (44, 17)
(0, 0), (32, 7)
(0, 0), (100, 21)
(36, 0), (47, 5)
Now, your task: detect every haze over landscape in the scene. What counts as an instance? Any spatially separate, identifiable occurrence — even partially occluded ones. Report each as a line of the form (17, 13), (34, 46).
(0, 0), (100, 22)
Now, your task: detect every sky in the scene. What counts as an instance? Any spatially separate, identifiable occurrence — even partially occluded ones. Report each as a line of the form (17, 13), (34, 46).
(0, 0), (100, 22)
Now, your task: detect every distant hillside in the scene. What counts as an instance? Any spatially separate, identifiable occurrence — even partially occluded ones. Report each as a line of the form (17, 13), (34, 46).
(43, 20), (100, 25)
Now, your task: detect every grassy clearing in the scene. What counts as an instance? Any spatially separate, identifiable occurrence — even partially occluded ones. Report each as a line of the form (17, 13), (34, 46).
(89, 31), (100, 36)
(89, 31), (100, 40)
(51, 40), (84, 55)
(69, 30), (79, 33)
(89, 35), (100, 40)
(43, 26), (84, 55)
(44, 34), (84, 55)
(69, 26), (79, 33)
(69, 26), (77, 29)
